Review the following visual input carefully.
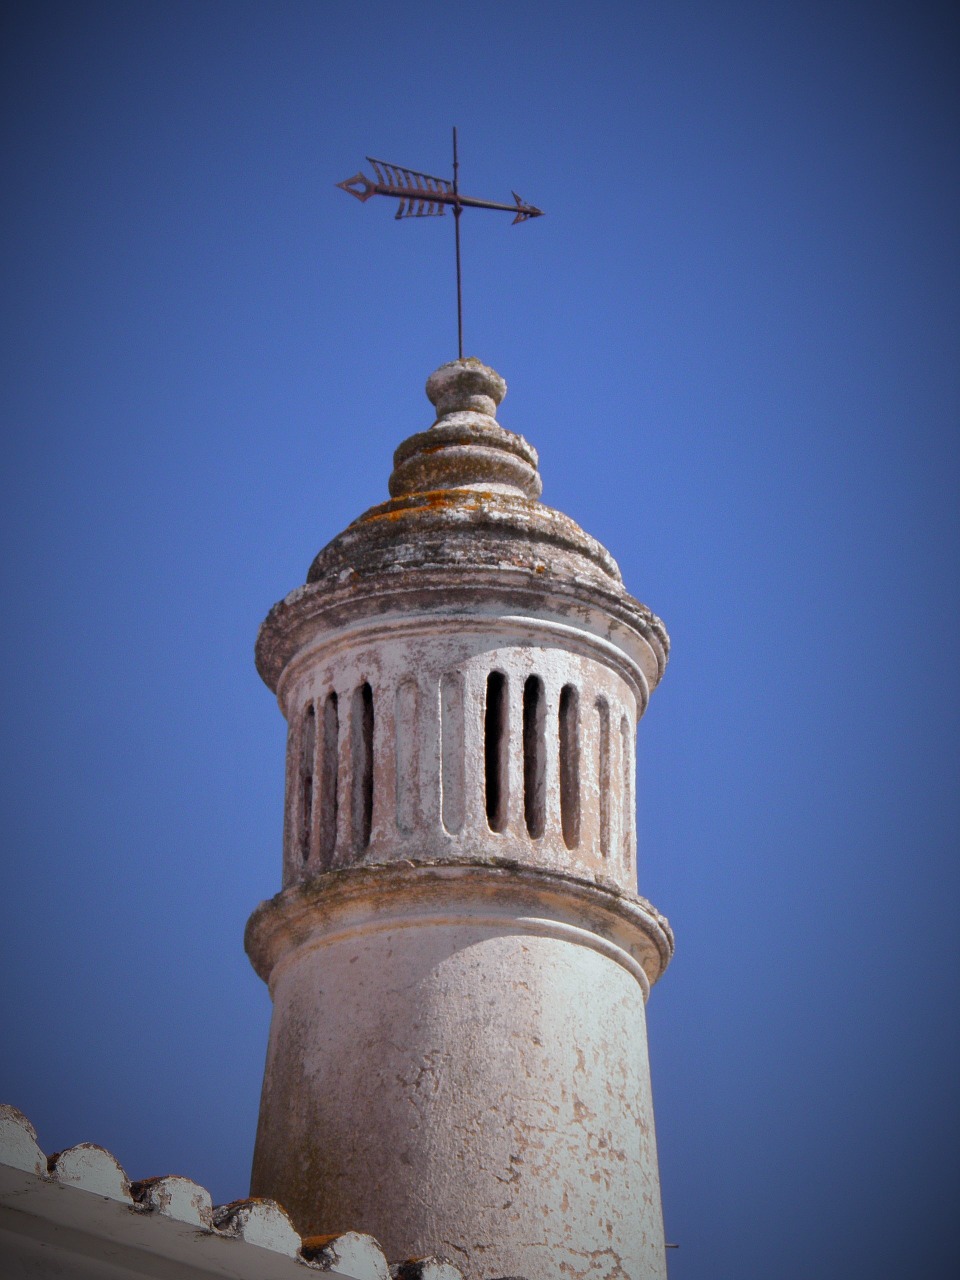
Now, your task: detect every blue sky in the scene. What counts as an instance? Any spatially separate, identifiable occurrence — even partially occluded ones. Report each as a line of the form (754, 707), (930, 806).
(1, 3), (958, 1277)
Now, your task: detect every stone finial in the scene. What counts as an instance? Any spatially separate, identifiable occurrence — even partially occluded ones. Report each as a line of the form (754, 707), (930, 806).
(388, 358), (542, 500)
(425, 359), (506, 418)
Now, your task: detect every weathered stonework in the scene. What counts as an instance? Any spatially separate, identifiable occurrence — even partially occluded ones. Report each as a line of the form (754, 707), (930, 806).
(249, 360), (673, 1280)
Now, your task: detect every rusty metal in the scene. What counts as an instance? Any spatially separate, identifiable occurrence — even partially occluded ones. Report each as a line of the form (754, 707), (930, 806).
(337, 130), (543, 359)
(336, 159), (542, 222)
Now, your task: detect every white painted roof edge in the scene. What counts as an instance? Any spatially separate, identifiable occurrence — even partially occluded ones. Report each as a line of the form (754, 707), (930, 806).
(0, 1104), (449, 1280)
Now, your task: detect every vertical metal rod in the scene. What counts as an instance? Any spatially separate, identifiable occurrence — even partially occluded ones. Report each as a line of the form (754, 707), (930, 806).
(453, 126), (463, 359)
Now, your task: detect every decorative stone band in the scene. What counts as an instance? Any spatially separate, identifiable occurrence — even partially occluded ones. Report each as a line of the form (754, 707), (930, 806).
(258, 570), (668, 698)
(245, 859), (674, 1002)
(389, 418), (542, 499)
(275, 612), (653, 718)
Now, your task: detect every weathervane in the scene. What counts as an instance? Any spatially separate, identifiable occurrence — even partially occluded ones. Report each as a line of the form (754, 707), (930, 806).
(337, 128), (543, 359)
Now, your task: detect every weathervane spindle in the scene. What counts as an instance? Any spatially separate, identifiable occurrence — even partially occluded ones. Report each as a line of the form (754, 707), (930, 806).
(453, 126), (463, 359)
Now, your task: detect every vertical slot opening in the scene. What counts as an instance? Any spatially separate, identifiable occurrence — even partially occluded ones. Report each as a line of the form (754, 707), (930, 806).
(351, 682), (374, 850)
(484, 671), (508, 833)
(298, 703), (316, 864)
(319, 691), (339, 866)
(596, 696), (611, 858)
(559, 684), (581, 849)
(522, 675), (546, 838)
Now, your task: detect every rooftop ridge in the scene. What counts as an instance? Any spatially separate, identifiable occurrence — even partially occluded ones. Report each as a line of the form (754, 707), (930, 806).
(0, 1103), (490, 1280)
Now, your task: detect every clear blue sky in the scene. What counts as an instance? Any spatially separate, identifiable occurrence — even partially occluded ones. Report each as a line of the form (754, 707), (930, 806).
(1, 4), (957, 1278)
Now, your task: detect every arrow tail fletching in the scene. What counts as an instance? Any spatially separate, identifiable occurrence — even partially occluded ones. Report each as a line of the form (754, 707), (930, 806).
(368, 156), (449, 188)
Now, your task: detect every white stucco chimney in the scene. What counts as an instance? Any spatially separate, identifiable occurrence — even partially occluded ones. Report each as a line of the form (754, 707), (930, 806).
(247, 359), (673, 1280)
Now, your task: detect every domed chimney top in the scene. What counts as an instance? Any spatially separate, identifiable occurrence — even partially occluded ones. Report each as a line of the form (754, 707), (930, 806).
(255, 358), (668, 695)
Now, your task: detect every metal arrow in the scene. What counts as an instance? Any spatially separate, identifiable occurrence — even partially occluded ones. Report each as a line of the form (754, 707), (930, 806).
(337, 166), (543, 223)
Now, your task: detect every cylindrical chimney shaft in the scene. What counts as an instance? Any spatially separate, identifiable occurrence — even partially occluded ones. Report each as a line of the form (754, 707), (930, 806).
(248, 361), (673, 1280)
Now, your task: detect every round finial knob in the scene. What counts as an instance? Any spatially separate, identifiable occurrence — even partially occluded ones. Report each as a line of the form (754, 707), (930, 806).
(387, 359), (541, 500)
(426, 358), (507, 419)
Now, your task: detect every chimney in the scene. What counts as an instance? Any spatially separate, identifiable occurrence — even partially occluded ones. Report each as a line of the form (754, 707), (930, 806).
(247, 359), (673, 1280)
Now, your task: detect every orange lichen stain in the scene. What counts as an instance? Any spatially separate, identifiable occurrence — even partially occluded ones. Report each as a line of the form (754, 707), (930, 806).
(359, 489), (501, 525)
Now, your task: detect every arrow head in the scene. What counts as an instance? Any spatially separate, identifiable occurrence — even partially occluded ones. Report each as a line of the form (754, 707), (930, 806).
(511, 191), (544, 224)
